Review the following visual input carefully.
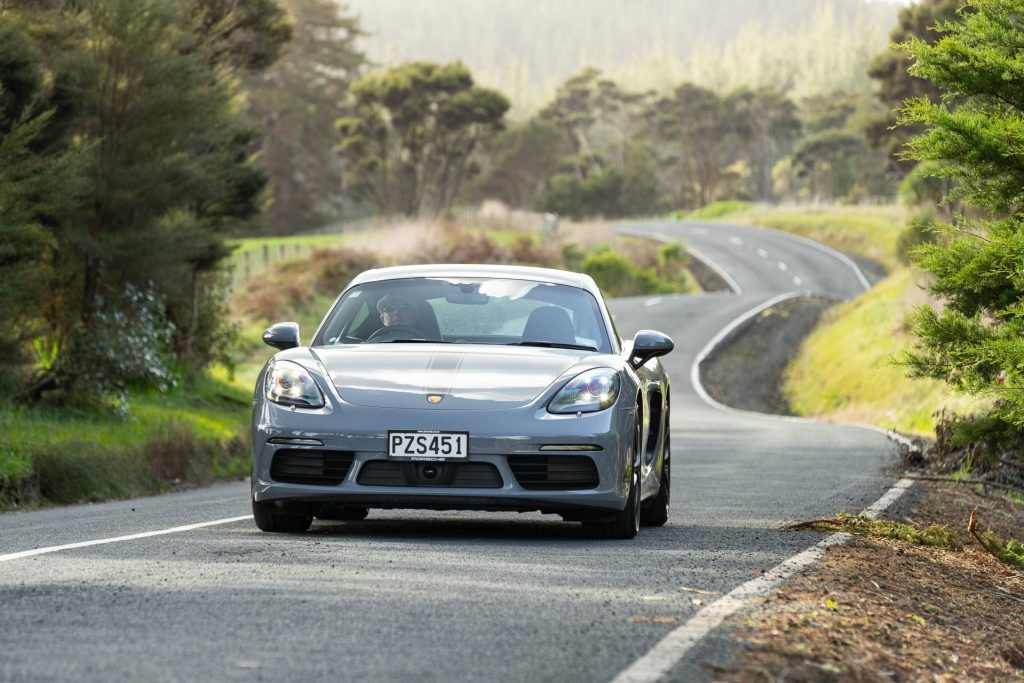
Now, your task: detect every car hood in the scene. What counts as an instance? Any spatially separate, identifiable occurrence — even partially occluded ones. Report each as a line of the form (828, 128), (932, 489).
(312, 344), (597, 410)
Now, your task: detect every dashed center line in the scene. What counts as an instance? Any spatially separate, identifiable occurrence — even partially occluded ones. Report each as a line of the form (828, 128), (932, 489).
(792, 276), (803, 286)
(756, 248), (768, 258)
(728, 236), (743, 246)
(777, 262), (789, 272)
(644, 297), (663, 307)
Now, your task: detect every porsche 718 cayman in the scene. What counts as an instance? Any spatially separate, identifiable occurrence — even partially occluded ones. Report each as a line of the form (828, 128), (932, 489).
(251, 264), (673, 539)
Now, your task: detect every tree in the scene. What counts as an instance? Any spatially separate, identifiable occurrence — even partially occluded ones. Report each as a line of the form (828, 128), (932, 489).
(897, 0), (1024, 426)
(336, 61), (509, 216)
(791, 130), (866, 200)
(0, 14), (85, 379)
(193, 0), (293, 71)
(648, 83), (738, 208)
(4, 0), (289, 403)
(468, 119), (569, 208)
(245, 0), (365, 231)
(867, 0), (963, 177)
(729, 88), (802, 200)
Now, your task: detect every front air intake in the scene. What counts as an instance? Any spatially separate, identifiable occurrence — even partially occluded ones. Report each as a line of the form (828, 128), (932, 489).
(506, 455), (599, 490)
(356, 461), (502, 488)
(270, 449), (355, 486)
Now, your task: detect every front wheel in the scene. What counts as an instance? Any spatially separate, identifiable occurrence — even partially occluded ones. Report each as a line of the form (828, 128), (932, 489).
(252, 498), (313, 533)
(641, 431), (670, 527)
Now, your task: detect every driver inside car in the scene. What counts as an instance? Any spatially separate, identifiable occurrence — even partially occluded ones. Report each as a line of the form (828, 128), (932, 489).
(376, 293), (419, 328)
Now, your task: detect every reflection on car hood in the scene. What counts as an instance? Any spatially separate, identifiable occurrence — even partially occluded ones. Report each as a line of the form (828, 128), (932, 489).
(313, 344), (593, 410)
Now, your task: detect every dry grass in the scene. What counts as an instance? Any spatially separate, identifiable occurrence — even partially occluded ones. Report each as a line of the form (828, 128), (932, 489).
(717, 483), (1024, 681)
(782, 513), (961, 549)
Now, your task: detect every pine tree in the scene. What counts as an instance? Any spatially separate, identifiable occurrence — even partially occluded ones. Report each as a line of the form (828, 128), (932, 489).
(244, 0), (366, 231)
(897, 0), (1024, 426)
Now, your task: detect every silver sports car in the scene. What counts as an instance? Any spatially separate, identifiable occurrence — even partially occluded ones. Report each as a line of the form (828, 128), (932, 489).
(251, 264), (673, 539)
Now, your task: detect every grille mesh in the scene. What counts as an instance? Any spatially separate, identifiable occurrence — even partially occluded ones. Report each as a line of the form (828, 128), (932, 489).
(270, 449), (355, 486)
(507, 456), (600, 490)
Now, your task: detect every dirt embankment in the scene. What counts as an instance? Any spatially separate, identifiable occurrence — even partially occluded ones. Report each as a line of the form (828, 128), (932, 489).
(714, 482), (1024, 681)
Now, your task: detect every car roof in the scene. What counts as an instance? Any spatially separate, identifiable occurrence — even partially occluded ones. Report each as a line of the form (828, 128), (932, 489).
(347, 263), (601, 296)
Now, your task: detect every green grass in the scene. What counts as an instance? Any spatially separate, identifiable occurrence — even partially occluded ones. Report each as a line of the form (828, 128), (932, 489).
(0, 374), (251, 509)
(783, 269), (988, 435)
(684, 200), (752, 220)
(723, 204), (908, 270)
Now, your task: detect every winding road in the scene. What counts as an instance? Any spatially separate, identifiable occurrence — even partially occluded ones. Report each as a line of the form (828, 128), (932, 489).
(0, 220), (899, 682)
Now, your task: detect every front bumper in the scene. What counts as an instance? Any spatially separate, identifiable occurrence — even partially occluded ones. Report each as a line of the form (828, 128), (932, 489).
(251, 400), (632, 515)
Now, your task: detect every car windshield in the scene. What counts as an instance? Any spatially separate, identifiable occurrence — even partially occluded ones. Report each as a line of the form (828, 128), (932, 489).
(314, 277), (612, 353)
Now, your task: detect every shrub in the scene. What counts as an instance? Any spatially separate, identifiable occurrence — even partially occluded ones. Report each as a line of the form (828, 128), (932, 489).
(581, 246), (667, 297)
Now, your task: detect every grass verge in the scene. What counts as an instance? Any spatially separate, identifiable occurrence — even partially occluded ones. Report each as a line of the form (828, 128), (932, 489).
(783, 269), (986, 435)
(0, 373), (250, 510)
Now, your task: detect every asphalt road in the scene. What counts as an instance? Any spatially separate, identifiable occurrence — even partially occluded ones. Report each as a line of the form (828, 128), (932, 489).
(0, 220), (897, 682)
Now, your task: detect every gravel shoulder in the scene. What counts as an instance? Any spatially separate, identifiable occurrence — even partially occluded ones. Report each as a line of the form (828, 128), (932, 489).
(701, 295), (836, 415)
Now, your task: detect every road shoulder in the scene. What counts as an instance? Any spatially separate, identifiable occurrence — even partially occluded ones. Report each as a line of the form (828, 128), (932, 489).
(711, 481), (1024, 680)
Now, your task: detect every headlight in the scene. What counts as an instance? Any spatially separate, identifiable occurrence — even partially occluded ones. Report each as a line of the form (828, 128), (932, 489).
(548, 368), (620, 414)
(265, 360), (325, 408)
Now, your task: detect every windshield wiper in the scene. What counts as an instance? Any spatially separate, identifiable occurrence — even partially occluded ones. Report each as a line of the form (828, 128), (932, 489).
(507, 341), (598, 351)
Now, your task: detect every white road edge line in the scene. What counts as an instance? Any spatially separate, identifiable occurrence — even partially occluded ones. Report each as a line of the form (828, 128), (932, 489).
(687, 291), (914, 445)
(618, 226), (743, 296)
(681, 245), (743, 296)
(611, 288), (917, 683)
(0, 515), (253, 563)
(610, 479), (914, 683)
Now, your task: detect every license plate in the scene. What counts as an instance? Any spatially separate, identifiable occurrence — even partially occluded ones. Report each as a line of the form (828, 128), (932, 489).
(387, 431), (469, 461)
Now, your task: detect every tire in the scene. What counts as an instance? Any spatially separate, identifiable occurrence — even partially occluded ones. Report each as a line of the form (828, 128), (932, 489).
(316, 507), (369, 522)
(641, 430), (670, 527)
(583, 417), (642, 540)
(252, 498), (313, 533)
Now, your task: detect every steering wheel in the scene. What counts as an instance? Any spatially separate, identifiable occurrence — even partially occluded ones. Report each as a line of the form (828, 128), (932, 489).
(366, 324), (429, 343)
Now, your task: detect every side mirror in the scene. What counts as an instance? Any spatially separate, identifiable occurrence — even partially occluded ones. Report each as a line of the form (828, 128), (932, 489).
(262, 322), (300, 351)
(628, 330), (674, 369)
